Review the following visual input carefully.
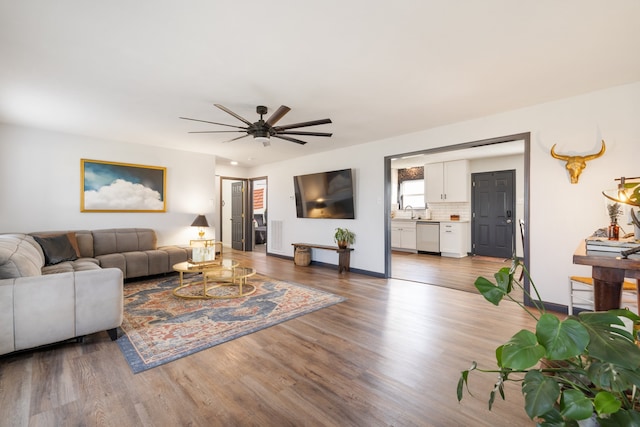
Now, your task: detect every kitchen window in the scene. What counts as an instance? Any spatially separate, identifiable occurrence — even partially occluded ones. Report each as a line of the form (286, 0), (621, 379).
(400, 179), (425, 209)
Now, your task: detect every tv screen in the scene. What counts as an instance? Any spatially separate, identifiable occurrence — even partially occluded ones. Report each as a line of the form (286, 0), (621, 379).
(293, 169), (355, 219)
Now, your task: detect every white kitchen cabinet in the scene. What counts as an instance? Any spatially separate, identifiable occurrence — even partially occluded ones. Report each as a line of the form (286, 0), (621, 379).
(439, 221), (469, 258)
(424, 160), (469, 203)
(391, 220), (417, 251)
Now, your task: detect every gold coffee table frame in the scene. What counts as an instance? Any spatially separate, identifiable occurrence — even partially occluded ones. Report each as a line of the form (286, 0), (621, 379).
(172, 259), (239, 299)
(205, 266), (257, 299)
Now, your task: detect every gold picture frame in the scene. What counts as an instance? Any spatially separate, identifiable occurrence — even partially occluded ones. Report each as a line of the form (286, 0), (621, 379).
(81, 159), (166, 212)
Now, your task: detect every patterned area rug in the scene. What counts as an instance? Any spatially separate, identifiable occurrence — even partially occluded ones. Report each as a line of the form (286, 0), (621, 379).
(117, 273), (345, 373)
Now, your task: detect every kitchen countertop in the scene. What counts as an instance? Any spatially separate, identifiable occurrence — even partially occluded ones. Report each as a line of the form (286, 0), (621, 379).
(391, 218), (470, 223)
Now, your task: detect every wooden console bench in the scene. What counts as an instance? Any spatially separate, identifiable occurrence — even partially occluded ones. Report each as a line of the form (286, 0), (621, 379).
(291, 243), (354, 273)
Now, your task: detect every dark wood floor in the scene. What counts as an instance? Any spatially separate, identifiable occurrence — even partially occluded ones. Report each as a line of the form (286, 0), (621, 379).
(1, 249), (536, 426)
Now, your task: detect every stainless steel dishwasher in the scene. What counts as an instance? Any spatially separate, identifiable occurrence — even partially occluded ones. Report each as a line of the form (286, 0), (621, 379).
(416, 221), (440, 253)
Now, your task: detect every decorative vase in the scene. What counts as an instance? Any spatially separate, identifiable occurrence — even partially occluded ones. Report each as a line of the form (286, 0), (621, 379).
(608, 220), (620, 240)
(337, 241), (348, 249)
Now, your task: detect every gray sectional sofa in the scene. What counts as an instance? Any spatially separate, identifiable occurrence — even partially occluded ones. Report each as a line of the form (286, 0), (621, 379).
(0, 228), (192, 356)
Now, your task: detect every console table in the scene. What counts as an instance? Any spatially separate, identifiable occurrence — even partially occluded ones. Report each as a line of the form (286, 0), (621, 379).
(573, 240), (640, 311)
(291, 243), (354, 273)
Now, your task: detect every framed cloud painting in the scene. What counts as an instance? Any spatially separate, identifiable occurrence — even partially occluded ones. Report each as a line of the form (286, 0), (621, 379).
(81, 159), (166, 212)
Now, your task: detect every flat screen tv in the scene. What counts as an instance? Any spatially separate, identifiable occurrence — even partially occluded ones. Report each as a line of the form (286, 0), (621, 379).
(293, 168), (355, 219)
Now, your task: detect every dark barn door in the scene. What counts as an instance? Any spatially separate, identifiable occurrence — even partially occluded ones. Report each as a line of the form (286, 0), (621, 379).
(472, 170), (515, 258)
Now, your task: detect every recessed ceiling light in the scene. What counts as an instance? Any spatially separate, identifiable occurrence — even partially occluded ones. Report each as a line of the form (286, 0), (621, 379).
(230, 161), (238, 166)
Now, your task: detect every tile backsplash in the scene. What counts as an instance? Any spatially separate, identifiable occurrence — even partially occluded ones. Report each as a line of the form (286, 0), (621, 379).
(392, 202), (470, 221)
(428, 202), (470, 221)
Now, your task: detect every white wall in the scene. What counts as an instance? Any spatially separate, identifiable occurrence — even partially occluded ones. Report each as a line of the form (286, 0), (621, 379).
(250, 147), (384, 272)
(0, 124), (217, 245)
(249, 81), (640, 306)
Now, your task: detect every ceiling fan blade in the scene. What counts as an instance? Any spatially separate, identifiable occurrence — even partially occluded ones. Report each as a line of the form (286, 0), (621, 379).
(264, 105), (291, 127)
(179, 117), (246, 129)
(278, 131), (333, 137)
(274, 118), (332, 131)
(187, 130), (246, 134)
(224, 134), (251, 143)
(273, 135), (307, 145)
(214, 104), (253, 126)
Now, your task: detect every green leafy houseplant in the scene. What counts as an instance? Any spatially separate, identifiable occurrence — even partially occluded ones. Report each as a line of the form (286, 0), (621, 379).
(457, 257), (640, 426)
(334, 228), (355, 248)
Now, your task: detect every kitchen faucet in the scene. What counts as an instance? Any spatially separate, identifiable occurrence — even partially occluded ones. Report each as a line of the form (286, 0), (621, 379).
(404, 205), (415, 219)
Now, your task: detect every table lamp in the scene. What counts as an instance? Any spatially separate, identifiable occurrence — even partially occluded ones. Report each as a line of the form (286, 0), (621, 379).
(191, 214), (209, 239)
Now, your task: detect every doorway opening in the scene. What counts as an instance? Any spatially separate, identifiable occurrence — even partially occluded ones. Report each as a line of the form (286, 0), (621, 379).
(250, 177), (268, 254)
(384, 132), (530, 302)
(220, 176), (268, 253)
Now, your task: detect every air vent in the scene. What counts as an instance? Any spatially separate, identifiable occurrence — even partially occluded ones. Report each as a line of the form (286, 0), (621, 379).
(271, 220), (283, 251)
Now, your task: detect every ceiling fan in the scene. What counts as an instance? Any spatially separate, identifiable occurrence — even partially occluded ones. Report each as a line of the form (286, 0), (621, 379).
(180, 104), (332, 146)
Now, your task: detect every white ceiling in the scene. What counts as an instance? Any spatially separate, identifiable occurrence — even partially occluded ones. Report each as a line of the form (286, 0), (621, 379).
(1, 1), (639, 167)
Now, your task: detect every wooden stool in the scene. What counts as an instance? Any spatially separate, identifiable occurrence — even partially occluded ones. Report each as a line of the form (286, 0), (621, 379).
(568, 276), (638, 314)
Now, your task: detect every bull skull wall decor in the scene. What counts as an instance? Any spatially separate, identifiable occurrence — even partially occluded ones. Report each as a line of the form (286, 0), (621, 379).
(550, 140), (606, 184)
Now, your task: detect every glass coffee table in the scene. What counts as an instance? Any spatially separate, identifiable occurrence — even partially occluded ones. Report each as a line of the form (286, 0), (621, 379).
(205, 266), (257, 299)
(172, 258), (239, 299)
(172, 259), (256, 299)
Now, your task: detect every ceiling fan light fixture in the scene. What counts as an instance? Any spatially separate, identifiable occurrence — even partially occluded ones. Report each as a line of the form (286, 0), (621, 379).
(181, 104), (332, 146)
(255, 136), (271, 147)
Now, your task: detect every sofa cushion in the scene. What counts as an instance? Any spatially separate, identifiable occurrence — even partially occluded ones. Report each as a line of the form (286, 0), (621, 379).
(13, 272), (76, 351)
(95, 253), (126, 276)
(96, 251), (150, 279)
(146, 250), (169, 276)
(33, 234), (78, 265)
(92, 229), (157, 256)
(136, 230), (157, 251)
(0, 234), (44, 279)
(122, 251), (149, 278)
(159, 245), (191, 268)
(31, 232), (81, 257)
(92, 230), (118, 257)
(41, 258), (101, 275)
(74, 231), (94, 258)
(74, 268), (123, 337)
(0, 279), (15, 355)
(31, 231), (94, 258)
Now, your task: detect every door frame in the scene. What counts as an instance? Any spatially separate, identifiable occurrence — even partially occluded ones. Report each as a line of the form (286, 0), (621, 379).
(219, 175), (268, 252)
(383, 132), (531, 303)
(249, 176), (268, 251)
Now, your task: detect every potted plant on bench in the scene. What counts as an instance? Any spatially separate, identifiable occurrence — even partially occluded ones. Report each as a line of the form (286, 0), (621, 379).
(457, 257), (640, 426)
(334, 228), (355, 249)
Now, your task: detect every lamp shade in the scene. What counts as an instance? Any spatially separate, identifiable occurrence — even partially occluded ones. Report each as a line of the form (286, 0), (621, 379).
(191, 215), (209, 228)
(603, 177), (640, 207)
